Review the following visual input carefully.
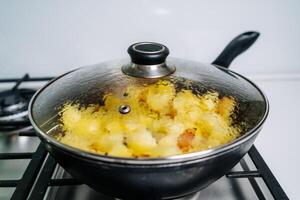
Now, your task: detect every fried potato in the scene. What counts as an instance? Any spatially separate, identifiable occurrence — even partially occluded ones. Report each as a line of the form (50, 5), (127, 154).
(58, 80), (240, 158)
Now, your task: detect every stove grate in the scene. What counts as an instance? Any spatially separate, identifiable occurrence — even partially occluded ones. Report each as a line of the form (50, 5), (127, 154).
(0, 76), (289, 200)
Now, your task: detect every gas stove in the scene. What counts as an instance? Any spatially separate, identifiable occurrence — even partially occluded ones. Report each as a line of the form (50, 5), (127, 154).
(0, 75), (288, 200)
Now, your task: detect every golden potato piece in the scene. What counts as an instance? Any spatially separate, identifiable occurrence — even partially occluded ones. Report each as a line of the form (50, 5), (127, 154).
(108, 144), (132, 157)
(217, 96), (236, 120)
(145, 81), (175, 113)
(126, 128), (157, 155)
(177, 129), (196, 152)
(92, 132), (124, 152)
(199, 92), (219, 111)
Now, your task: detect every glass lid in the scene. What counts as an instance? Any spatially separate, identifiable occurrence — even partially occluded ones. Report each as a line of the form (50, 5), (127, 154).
(30, 42), (268, 159)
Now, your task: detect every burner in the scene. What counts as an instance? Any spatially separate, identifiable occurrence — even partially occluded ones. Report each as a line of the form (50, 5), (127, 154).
(0, 74), (36, 134)
(0, 88), (36, 121)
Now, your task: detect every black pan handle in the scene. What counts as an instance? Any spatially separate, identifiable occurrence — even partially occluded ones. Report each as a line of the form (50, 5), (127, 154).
(212, 31), (260, 68)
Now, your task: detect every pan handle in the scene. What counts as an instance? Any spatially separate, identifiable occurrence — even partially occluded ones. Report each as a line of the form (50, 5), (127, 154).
(212, 31), (260, 68)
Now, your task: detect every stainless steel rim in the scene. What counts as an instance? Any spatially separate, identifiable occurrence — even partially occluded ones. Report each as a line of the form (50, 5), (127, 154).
(28, 63), (269, 165)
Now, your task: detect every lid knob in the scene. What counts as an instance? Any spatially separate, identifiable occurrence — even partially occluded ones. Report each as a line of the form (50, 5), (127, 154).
(128, 42), (169, 65)
(122, 42), (175, 78)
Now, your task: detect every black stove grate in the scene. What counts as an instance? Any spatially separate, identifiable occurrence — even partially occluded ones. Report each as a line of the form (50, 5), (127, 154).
(0, 76), (289, 200)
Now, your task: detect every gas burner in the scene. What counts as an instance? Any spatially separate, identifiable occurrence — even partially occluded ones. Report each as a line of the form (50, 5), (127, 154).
(0, 74), (37, 134)
(0, 88), (35, 121)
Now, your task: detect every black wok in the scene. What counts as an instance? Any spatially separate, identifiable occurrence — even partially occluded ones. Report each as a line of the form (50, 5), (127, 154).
(29, 31), (268, 199)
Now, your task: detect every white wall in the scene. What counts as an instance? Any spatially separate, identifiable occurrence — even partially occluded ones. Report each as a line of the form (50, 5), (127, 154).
(0, 0), (299, 78)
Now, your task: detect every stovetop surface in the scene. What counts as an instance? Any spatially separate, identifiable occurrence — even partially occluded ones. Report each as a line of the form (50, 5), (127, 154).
(46, 158), (271, 200)
(0, 134), (274, 200)
(0, 75), (288, 200)
(0, 135), (272, 200)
